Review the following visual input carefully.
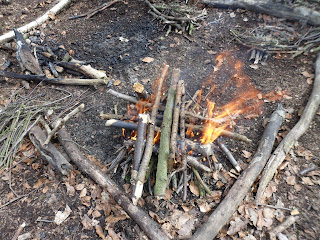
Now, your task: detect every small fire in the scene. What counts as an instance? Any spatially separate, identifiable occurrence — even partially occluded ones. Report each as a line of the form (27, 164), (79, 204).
(192, 51), (281, 145)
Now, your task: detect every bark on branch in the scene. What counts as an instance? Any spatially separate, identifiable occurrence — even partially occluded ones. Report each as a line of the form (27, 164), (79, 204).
(191, 105), (285, 240)
(201, 0), (320, 26)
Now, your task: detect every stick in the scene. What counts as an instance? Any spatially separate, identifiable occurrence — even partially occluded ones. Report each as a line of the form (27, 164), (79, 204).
(106, 119), (139, 131)
(11, 222), (26, 240)
(132, 114), (149, 179)
(192, 167), (212, 195)
(187, 156), (211, 172)
(0, 0), (72, 44)
(201, 0), (320, 26)
(180, 81), (188, 201)
(154, 68), (180, 197)
(191, 105), (285, 240)
(0, 70), (108, 85)
(170, 79), (183, 162)
(268, 216), (299, 240)
(56, 128), (169, 240)
(44, 104), (84, 145)
(69, 0), (122, 20)
(133, 64), (169, 204)
(59, 60), (108, 79)
(256, 53), (320, 203)
(216, 139), (241, 172)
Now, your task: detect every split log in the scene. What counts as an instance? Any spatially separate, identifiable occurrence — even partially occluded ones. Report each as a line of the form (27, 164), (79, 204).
(29, 126), (73, 176)
(56, 127), (170, 240)
(201, 0), (320, 26)
(154, 68), (180, 197)
(0, 0), (72, 44)
(133, 64), (169, 204)
(191, 105), (285, 240)
(256, 53), (320, 202)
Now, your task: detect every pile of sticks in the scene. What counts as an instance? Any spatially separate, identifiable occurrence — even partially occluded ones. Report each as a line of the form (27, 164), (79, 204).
(103, 64), (252, 204)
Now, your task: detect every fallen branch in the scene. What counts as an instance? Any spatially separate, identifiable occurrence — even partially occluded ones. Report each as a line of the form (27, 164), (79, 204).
(201, 0), (320, 26)
(191, 105), (285, 240)
(154, 68), (180, 197)
(256, 53), (320, 202)
(0, 0), (72, 44)
(58, 60), (107, 79)
(133, 64), (169, 204)
(56, 128), (170, 240)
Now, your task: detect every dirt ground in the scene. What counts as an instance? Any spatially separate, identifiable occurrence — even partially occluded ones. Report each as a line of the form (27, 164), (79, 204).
(0, 0), (320, 239)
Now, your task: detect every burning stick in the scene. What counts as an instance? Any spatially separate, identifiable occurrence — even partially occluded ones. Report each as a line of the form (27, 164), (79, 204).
(180, 81), (188, 201)
(216, 139), (241, 172)
(154, 68), (180, 197)
(133, 64), (169, 205)
(132, 114), (149, 180)
(106, 119), (138, 130)
(191, 105), (285, 240)
(186, 123), (252, 143)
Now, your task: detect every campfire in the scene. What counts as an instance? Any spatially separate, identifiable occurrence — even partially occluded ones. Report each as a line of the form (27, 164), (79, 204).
(102, 52), (282, 204)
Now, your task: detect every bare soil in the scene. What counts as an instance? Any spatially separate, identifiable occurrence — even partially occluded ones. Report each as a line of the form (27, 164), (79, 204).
(0, 0), (319, 239)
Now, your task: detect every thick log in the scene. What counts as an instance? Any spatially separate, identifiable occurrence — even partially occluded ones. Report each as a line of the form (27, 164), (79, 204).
(201, 0), (320, 26)
(56, 127), (170, 240)
(191, 105), (285, 240)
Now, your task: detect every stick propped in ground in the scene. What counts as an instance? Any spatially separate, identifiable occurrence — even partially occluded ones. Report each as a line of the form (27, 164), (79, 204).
(191, 104), (286, 240)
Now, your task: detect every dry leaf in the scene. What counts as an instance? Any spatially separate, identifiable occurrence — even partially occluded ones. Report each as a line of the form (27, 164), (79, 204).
(149, 210), (166, 223)
(92, 210), (102, 218)
(290, 209), (299, 215)
(75, 183), (85, 191)
(80, 188), (87, 198)
(302, 177), (314, 186)
(189, 181), (199, 197)
(199, 202), (211, 213)
(242, 150), (252, 159)
(65, 182), (75, 196)
(227, 217), (248, 235)
(54, 204), (72, 225)
(286, 176), (296, 185)
(107, 228), (121, 240)
(141, 78), (150, 83)
(230, 12), (236, 18)
(301, 70), (311, 78)
(95, 225), (106, 239)
(141, 57), (154, 63)
(249, 64), (259, 69)
(170, 210), (195, 239)
(33, 178), (45, 189)
(81, 196), (92, 207)
(113, 80), (121, 86)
